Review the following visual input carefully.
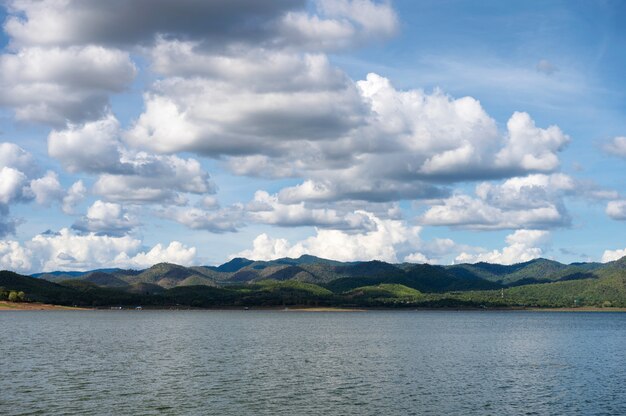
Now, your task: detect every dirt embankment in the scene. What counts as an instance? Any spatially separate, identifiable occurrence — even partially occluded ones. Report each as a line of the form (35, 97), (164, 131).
(0, 301), (90, 311)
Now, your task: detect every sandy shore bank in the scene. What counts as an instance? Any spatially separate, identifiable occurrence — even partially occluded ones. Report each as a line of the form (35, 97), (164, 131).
(2, 302), (625, 312)
(0, 301), (89, 311)
(527, 307), (626, 312)
(282, 307), (367, 312)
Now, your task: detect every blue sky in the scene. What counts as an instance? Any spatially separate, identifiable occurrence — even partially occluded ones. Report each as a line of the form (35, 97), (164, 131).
(0, 0), (625, 273)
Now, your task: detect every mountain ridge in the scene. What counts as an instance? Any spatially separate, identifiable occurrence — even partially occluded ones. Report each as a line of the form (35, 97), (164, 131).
(1, 254), (625, 308)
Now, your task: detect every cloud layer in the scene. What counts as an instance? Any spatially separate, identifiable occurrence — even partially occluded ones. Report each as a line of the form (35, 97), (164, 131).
(0, 0), (622, 270)
(0, 228), (196, 274)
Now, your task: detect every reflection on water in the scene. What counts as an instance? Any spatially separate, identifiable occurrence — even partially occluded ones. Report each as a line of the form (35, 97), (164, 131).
(1, 310), (625, 415)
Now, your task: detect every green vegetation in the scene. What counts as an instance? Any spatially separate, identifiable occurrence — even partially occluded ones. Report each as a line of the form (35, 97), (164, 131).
(2, 255), (626, 309)
(5, 290), (26, 302)
(346, 284), (423, 305)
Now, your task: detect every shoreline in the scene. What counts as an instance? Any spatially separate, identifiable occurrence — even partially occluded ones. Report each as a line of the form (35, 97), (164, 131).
(3, 302), (626, 312)
(526, 307), (626, 312)
(0, 301), (90, 311)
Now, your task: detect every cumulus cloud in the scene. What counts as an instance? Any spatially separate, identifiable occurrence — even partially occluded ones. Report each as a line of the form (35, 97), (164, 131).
(0, 228), (197, 273)
(603, 136), (626, 158)
(0, 143), (65, 206)
(233, 211), (421, 263)
(606, 200), (626, 220)
(275, 177), (447, 204)
(125, 61), (366, 156)
(403, 252), (435, 264)
(0, 142), (37, 175)
(602, 248), (626, 263)
(495, 112), (569, 173)
(0, 46), (136, 124)
(0, 240), (31, 272)
(0, 0), (595, 267)
(0, 153), (39, 236)
(115, 241), (197, 269)
(279, 0), (398, 50)
(0, 143), (39, 207)
(0, 143), (79, 235)
(5, 0), (397, 54)
(150, 40), (350, 90)
(127, 64), (569, 203)
(92, 153), (215, 204)
(246, 190), (377, 229)
(48, 114), (217, 204)
(17, 0), (541, 208)
(421, 174), (573, 230)
(72, 200), (139, 236)
(405, 238), (478, 264)
(0, 167), (29, 205)
(62, 180), (87, 214)
(455, 230), (550, 265)
(421, 194), (566, 230)
(27, 171), (64, 206)
(48, 115), (128, 173)
(159, 205), (244, 234)
(4, 0), (304, 48)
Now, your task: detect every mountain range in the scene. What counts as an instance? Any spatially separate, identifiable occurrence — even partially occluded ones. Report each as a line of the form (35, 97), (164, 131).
(1, 255), (625, 308)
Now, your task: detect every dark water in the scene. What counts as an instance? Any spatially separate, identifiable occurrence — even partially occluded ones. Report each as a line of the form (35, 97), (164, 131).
(1, 310), (625, 415)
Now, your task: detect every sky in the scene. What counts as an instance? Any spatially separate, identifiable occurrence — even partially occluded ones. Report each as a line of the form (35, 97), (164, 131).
(0, 0), (625, 273)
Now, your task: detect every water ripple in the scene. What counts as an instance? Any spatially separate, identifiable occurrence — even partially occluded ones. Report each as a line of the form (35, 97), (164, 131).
(1, 310), (625, 415)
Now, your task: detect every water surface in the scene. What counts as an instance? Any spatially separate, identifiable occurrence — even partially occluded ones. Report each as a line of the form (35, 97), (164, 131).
(1, 310), (625, 415)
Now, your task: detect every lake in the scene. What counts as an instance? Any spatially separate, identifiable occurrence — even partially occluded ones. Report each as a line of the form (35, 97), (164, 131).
(1, 310), (625, 415)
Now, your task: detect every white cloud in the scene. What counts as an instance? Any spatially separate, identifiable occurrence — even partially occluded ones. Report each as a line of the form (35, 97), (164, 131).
(132, 70), (570, 203)
(47, 114), (216, 205)
(0, 240), (32, 272)
(280, 0), (398, 50)
(159, 205), (244, 234)
(421, 194), (565, 230)
(408, 238), (477, 264)
(233, 211), (421, 263)
(603, 136), (626, 158)
(91, 152), (215, 204)
(495, 111), (569, 172)
(115, 241), (196, 269)
(0, 165), (64, 208)
(28, 171), (64, 206)
(150, 40), (349, 91)
(0, 0), (603, 269)
(48, 115), (127, 173)
(73, 200), (139, 236)
(4, 0), (303, 47)
(474, 173), (575, 210)
(403, 252), (436, 264)
(0, 46), (136, 124)
(62, 180), (87, 214)
(0, 144), (76, 235)
(0, 167), (29, 205)
(0, 228), (197, 273)
(318, 0), (398, 37)
(125, 68), (365, 156)
(0, 142), (36, 175)
(247, 190), (376, 229)
(420, 174), (574, 230)
(455, 229), (550, 265)
(606, 200), (626, 221)
(602, 248), (626, 263)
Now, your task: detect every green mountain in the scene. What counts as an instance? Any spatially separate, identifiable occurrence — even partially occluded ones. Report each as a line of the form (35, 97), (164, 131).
(3, 255), (624, 309)
(445, 258), (602, 286)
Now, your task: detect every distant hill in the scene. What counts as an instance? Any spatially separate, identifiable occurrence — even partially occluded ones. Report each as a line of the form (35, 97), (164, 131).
(2, 255), (623, 309)
(445, 258), (603, 286)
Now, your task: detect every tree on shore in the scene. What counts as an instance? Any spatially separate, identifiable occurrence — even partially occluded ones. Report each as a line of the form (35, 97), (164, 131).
(7, 291), (26, 302)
